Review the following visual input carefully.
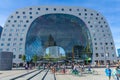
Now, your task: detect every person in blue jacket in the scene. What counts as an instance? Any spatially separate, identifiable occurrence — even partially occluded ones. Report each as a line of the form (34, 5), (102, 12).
(105, 65), (112, 80)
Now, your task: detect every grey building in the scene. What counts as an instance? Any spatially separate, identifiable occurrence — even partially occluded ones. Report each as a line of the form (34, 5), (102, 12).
(0, 6), (117, 65)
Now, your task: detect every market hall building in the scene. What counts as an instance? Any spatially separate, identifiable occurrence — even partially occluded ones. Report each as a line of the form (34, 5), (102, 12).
(0, 6), (117, 65)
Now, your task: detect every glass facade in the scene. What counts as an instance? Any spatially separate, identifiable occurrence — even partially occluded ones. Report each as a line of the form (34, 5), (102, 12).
(25, 13), (92, 61)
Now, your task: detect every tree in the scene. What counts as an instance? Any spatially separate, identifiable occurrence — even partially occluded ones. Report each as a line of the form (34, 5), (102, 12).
(32, 54), (38, 67)
(22, 55), (26, 62)
(44, 53), (51, 60)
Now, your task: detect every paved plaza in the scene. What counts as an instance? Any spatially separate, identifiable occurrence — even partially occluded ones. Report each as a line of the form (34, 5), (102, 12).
(0, 67), (116, 80)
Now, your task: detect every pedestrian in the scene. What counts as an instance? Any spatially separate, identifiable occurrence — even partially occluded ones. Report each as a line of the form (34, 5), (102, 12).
(105, 65), (112, 80)
(112, 66), (120, 80)
(62, 64), (66, 74)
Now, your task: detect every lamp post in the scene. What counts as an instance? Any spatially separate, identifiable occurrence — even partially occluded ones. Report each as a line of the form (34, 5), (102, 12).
(104, 38), (108, 66)
(104, 38), (107, 66)
(105, 52), (108, 66)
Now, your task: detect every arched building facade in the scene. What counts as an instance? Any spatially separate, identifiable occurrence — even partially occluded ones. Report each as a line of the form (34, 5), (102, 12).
(0, 6), (117, 65)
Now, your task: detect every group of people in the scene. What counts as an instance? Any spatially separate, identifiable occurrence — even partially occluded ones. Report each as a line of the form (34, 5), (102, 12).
(105, 65), (120, 80)
(50, 63), (91, 75)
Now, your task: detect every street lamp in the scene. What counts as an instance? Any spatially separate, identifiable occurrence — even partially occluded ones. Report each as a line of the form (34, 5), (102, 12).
(105, 52), (108, 65)
(104, 38), (107, 66)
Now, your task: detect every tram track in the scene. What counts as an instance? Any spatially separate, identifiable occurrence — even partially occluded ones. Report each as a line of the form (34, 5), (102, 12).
(9, 68), (56, 80)
(10, 69), (42, 80)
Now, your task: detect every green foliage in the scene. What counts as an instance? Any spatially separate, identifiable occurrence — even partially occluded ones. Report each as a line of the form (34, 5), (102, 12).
(60, 56), (66, 60)
(32, 54), (38, 63)
(44, 53), (51, 59)
(22, 55), (26, 62)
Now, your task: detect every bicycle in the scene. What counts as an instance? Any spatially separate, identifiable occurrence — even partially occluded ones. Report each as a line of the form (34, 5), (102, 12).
(70, 69), (82, 76)
(84, 69), (98, 75)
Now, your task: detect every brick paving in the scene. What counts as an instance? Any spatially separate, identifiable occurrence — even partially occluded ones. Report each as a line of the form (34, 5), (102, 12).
(55, 68), (115, 80)
(0, 67), (116, 80)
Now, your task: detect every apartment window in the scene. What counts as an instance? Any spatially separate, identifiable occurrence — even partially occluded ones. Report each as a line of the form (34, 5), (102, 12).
(23, 12), (25, 14)
(88, 21), (90, 24)
(111, 47), (114, 50)
(8, 20), (11, 23)
(96, 17), (98, 20)
(12, 48), (16, 52)
(36, 12), (39, 14)
(77, 9), (79, 11)
(7, 43), (10, 46)
(14, 38), (17, 41)
(10, 29), (14, 32)
(100, 42), (102, 45)
(46, 8), (48, 10)
(12, 24), (15, 27)
(11, 16), (13, 18)
(20, 33), (24, 37)
(61, 8), (64, 11)
(13, 55), (16, 58)
(29, 8), (32, 10)
(13, 43), (16, 46)
(19, 55), (22, 59)
(20, 38), (23, 41)
(24, 25), (26, 27)
(19, 48), (22, 51)
(3, 34), (6, 36)
(16, 11), (19, 14)
(90, 25), (93, 28)
(98, 21), (101, 24)
(9, 33), (12, 36)
(97, 13), (99, 16)
(14, 20), (17, 23)
(95, 47), (98, 50)
(38, 8), (40, 10)
(30, 16), (32, 19)
(96, 53), (99, 57)
(23, 16), (26, 19)
(1, 43), (4, 46)
(101, 53), (104, 57)
(4, 29), (7, 31)
(85, 13), (87, 16)
(18, 24), (21, 27)
(84, 9), (87, 11)
(91, 13), (93, 16)
(19, 43), (22, 46)
(69, 9), (72, 11)
(26, 20), (29, 23)
(112, 54), (114, 57)
(105, 42), (108, 45)
(79, 13), (81, 15)
(101, 25), (103, 28)
(6, 48), (9, 51)
(95, 43), (97, 45)
(8, 38), (11, 41)
(17, 16), (20, 18)
(2, 38), (5, 41)
(0, 49), (3, 51)
(54, 8), (56, 11)
(111, 42), (113, 45)
(101, 17), (103, 20)
(29, 12), (32, 14)
(94, 38), (96, 41)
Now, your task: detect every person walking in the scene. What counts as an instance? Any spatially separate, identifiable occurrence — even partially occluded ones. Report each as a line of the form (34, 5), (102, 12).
(105, 65), (112, 80)
(112, 66), (120, 80)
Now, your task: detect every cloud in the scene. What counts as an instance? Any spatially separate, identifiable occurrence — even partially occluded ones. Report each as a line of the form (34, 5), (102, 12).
(0, 15), (8, 27)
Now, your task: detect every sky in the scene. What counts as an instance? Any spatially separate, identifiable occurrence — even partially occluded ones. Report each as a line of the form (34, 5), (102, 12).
(0, 0), (120, 52)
